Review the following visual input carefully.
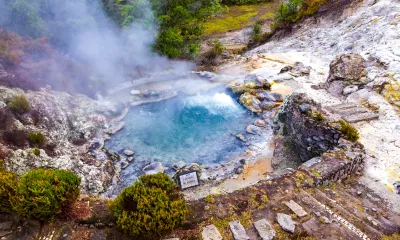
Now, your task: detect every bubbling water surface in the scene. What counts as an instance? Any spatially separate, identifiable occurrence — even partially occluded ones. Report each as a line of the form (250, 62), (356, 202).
(105, 88), (255, 186)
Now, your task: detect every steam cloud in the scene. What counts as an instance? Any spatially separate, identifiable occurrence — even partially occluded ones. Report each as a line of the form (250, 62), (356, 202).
(0, 0), (193, 97)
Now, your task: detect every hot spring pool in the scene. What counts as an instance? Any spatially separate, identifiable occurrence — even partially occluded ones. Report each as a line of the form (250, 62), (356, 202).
(105, 88), (256, 185)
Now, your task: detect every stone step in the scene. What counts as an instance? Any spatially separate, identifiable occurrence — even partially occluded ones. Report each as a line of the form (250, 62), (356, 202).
(284, 200), (308, 217)
(229, 220), (250, 240)
(310, 188), (383, 240)
(202, 224), (223, 240)
(336, 107), (368, 116)
(253, 219), (276, 240)
(342, 112), (379, 123)
(327, 103), (359, 111)
(296, 189), (368, 240)
(320, 188), (389, 234)
(332, 185), (400, 234)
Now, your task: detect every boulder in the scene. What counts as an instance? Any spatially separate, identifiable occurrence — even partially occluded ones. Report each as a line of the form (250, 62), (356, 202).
(276, 213), (295, 233)
(326, 54), (368, 95)
(260, 101), (278, 110)
(254, 119), (267, 128)
(342, 85), (359, 95)
(123, 149), (134, 156)
(172, 161), (187, 171)
(244, 74), (270, 89)
(256, 90), (275, 101)
(143, 162), (164, 175)
(246, 125), (263, 135)
(236, 133), (247, 142)
(239, 92), (262, 113)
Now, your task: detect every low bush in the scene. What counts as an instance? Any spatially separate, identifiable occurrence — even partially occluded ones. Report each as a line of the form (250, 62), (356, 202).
(273, 0), (326, 30)
(338, 120), (359, 141)
(201, 39), (225, 66)
(32, 147), (40, 156)
(109, 173), (187, 238)
(314, 111), (325, 122)
(11, 168), (81, 221)
(0, 160), (18, 213)
(222, 0), (271, 5)
(28, 132), (45, 145)
(7, 95), (31, 114)
(251, 20), (263, 42)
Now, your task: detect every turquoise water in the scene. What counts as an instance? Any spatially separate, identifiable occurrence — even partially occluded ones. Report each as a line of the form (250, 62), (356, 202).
(105, 88), (255, 185)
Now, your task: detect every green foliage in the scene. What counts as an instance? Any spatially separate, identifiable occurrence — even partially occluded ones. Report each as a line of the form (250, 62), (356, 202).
(109, 173), (187, 238)
(0, 160), (18, 213)
(28, 132), (45, 145)
(273, 0), (326, 30)
(201, 39), (225, 66)
(314, 111), (325, 122)
(7, 95), (31, 114)
(11, 168), (81, 221)
(222, 0), (271, 5)
(251, 20), (262, 41)
(205, 195), (216, 204)
(338, 120), (360, 141)
(150, 0), (224, 58)
(32, 147), (40, 156)
(381, 233), (400, 240)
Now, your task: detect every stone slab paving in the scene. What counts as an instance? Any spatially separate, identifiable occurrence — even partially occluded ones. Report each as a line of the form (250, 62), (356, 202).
(277, 213), (295, 233)
(253, 219), (276, 240)
(202, 224), (223, 240)
(284, 200), (308, 217)
(229, 220), (250, 240)
(326, 103), (379, 123)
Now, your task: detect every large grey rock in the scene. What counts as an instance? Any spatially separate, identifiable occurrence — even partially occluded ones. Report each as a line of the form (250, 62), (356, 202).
(143, 162), (164, 175)
(202, 224), (223, 240)
(253, 219), (276, 240)
(254, 119), (267, 128)
(342, 85), (359, 95)
(229, 220), (249, 240)
(172, 161), (187, 171)
(277, 213), (295, 233)
(326, 54), (368, 95)
(284, 200), (308, 217)
(246, 125), (263, 135)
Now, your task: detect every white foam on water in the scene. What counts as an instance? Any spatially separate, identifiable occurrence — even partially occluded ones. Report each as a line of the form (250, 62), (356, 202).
(185, 92), (239, 115)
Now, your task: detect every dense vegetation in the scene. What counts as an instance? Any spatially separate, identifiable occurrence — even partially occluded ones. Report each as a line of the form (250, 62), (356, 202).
(0, 164), (81, 221)
(273, 0), (326, 29)
(109, 173), (187, 238)
(222, 0), (271, 5)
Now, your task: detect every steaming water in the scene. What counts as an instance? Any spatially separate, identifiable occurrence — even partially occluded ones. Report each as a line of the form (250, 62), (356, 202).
(105, 88), (255, 186)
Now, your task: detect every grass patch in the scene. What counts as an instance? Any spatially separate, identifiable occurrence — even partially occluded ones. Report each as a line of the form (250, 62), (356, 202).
(338, 120), (360, 142)
(204, 3), (279, 36)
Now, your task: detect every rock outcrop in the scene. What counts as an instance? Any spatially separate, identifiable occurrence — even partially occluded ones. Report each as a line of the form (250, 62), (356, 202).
(274, 92), (341, 161)
(326, 54), (369, 96)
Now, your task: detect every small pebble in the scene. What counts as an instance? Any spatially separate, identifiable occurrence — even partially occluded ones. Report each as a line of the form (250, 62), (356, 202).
(357, 191), (362, 195)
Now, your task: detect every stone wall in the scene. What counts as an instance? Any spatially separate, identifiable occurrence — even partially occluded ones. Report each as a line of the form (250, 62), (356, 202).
(274, 92), (341, 161)
(274, 92), (366, 186)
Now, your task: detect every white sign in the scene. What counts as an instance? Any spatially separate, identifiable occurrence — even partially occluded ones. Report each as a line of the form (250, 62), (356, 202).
(178, 171), (200, 189)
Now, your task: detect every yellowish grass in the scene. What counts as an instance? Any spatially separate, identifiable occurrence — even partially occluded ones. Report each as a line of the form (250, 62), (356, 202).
(204, 2), (280, 36)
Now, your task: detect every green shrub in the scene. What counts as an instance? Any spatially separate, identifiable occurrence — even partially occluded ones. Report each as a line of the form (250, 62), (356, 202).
(338, 120), (359, 141)
(109, 173), (187, 238)
(314, 112), (325, 122)
(0, 161), (18, 213)
(32, 147), (40, 156)
(7, 95), (31, 114)
(251, 20), (263, 42)
(273, 0), (326, 30)
(11, 168), (81, 221)
(28, 132), (44, 145)
(222, 0), (271, 5)
(201, 39), (225, 66)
